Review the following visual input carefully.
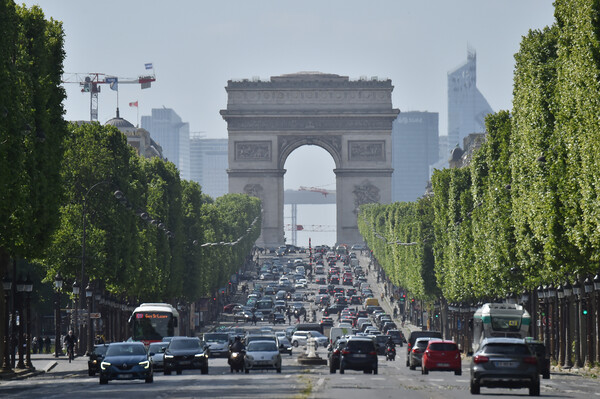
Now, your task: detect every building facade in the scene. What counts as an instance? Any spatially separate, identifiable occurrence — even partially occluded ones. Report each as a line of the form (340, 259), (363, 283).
(391, 111), (439, 202)
(447, 48), (494, 152)
(141, 108), (190, 180)
(189, 135), (228, 198)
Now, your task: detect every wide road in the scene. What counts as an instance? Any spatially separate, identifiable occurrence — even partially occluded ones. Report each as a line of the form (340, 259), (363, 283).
(2, 249), (600, 398)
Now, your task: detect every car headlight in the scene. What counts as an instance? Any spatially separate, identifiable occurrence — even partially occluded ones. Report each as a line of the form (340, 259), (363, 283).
(231, 352), (239, 358)
(92, 360), (97, 364)
(100, 361), (111, 370)
(195, 353), (207, 358)
(164, 354), (174, 359)
(139, 360), (150, 369)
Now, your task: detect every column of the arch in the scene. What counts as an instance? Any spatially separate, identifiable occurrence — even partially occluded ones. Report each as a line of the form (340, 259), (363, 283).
(228, 168), (285, 248)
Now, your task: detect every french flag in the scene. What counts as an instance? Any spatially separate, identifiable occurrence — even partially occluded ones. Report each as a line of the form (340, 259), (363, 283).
(145, 63), (153, 70)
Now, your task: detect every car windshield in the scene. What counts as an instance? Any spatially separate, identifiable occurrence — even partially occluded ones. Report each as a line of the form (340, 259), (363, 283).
(106, 344), (147, 356)
(429, 343), (457, 351)
(415, 340), (430, 349)
(169, 339), (202, 350)
(248, 342), (277, 352)
(204, 333), (229, 343)
(309, 332), (325, 338)
(93, 345), (108, 356)
(483, 343), (530, 355)
(148, 343), (167, 352)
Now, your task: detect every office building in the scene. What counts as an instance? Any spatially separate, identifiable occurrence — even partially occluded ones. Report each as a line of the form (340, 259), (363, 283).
(189, 135), (228, 198)
(141, 108), (190, 180)
(391, 111), (439, 202)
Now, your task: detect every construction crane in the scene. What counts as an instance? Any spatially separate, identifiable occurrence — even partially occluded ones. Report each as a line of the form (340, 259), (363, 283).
(298, 186), (335, 197)
(61, 71), (156, 121)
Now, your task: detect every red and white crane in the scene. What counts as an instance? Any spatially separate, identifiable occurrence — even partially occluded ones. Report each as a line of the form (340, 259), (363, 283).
(62, 71), (156, 121)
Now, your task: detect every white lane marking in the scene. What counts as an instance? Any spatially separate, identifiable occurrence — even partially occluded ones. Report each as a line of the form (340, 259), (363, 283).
(341, 377), (355, 380)
(316, 377), (325, 388)
(371, 377), (385, 380)
(455, 379), (468, 383)
(429, 378), (444, 382)
(285, 374), (292, 379)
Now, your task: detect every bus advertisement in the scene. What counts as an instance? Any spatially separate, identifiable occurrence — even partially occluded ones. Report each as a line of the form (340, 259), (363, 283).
(129, 303), (179, 346)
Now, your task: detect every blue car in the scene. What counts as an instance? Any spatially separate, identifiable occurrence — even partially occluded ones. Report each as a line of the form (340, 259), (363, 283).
(99, 342), (153, 384)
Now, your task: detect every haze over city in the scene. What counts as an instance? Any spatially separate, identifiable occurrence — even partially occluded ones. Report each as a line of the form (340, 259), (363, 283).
(23, 0), (556, 246)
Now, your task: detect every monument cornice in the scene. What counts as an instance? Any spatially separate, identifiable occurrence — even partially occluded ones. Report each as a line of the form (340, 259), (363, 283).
(227, 168), (286, 178)
(222, 115), (398, 131)
(333, 168), (394, 177)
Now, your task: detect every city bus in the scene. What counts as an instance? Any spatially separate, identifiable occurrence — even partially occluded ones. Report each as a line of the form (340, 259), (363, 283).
(471, 302), (531, 353)
(129, 303), (179, 346)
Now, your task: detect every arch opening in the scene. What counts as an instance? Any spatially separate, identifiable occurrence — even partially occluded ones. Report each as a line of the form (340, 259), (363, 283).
(283, 145), (336, 248)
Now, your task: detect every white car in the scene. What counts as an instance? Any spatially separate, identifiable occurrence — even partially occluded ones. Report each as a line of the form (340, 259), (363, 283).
(244, 340), (282, 373)
(295, 279), (307, 289)
(291, 331), (310, 347)
(307, 331), (329, 348)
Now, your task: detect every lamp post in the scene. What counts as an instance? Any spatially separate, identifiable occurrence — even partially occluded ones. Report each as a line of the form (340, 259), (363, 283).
(557, 284), (565, 366)
(547, 284), (556, 361)
(86, 283), (93, 354)
(594, 274), (600, 364)
(72, 280), (79, 356)
(584, 277), (594, 367)
(564, 282), (573, 367)
(2, 276), (12, 372)
(94, 291), (102, 344)
(24, 276), (33, 369)
(53, 273), (63, 358)
(573, 279), (582, 367)
(15, 278), (25, 369)
(537, 285), (545, 342)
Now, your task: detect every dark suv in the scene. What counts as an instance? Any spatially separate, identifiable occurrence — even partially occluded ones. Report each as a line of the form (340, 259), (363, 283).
(163, 337), (209, 375)
(88, 344), (108, 376)
(339, 337), (378, 374)
(470, 338), (540, 396)
(328, 338), (348, 373)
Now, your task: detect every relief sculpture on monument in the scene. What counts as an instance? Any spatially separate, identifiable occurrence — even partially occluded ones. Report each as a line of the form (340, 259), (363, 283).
(349, 141), (385, 161)
(235, 141), (271, 161)
(353, 180), (380, 214)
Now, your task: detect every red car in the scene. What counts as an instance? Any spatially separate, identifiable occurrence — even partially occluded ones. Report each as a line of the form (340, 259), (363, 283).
(421, 340), (461, 375)
(222, 303), (242, 313)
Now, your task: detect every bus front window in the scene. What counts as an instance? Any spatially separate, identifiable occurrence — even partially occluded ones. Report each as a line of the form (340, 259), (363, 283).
(490, 316), (521, 332)
(132, 312), (173, 341)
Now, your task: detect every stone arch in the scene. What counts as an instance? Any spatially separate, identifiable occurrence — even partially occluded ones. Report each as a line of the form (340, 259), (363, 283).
(278, 136), (341, 170)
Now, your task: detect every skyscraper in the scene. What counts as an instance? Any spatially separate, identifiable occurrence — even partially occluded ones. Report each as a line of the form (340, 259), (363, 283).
(141, 108), (190, 180)
(189, 135), (228, 198)
(447, 48), (494, 151)
(391, 111), (439, 202)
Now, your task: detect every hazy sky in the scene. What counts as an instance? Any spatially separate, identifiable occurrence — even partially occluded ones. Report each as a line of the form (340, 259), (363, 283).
(23, 0), (556, 246)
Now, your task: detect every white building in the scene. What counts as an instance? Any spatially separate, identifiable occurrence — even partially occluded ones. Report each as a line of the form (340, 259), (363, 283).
(189, 135), (228, 198)
(141, 108), (190, 180)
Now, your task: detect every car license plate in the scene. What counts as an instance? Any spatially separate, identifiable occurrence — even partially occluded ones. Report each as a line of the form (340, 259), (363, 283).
(354, 354), (367, 358)
(437, 363), (449, 367)
(494, 361), (518, 368)
(180, 360), (190, 365)
(117, 374), (130, 379)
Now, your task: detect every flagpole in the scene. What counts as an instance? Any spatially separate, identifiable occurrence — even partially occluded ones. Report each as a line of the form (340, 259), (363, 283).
(137, 103), (139, 128)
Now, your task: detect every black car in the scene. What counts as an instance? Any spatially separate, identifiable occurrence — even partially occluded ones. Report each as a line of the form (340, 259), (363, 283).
(328, 338), (348, 373)
(339, 337), (378, 374)
(99, 342), (153, 384)
(88, 344), (109, 376)
(163, 337), (209, 375)
(526, 339), (551, 379)
(271, 313), (286, 324)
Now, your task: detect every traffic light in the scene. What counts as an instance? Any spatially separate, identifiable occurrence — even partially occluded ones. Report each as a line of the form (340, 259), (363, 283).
(583, 308), (588, 315)
(411, 298), (415, 303)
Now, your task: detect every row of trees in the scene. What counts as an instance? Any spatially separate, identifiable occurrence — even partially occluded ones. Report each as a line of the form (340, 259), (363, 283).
(358, 0), (600, 303)
(0, 0), (261, 305)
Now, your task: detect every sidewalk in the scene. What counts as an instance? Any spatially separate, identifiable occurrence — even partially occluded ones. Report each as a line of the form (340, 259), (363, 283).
(0, 352), (87, 381)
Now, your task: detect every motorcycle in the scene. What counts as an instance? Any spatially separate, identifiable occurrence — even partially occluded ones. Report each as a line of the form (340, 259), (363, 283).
(385, 345), (396, 361)
(228, 350), (245, 373)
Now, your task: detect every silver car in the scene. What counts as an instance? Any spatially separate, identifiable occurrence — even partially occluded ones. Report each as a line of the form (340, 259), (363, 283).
(470, 337), (540, 396)
(244, 340), (282, 373)
(409, 337), (434, 370)
(148, 342), (168, 371)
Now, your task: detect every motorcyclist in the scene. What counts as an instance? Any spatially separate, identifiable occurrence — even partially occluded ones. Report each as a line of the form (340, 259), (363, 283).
(385, 336), (396, 351)
(229, 336), (245, 353)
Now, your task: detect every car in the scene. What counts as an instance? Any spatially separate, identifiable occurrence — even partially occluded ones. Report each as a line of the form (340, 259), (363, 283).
(328, 337), (348, 373)
(386, 329), (405, 346)
(203, 332), (230, 358)
(409, 337), (435, 370)
(470, 338), (540, 396)
(278, 336), (293, 356)
(339, 337), (378, 374)
(316, 277), (327, 284)
(308, 331), (329, 348)
(271, 313), (286, 324)
(320, 316), (334, 327)
(244, 333), (279, 348)
(163, 336), (209, 375)
(234, 310), (253, 323)
(244, 340), (282, 373)
(223, 303), (243, 313)
(351, 244), (365, 251)
(526, 339), (551, 379)
(99, 342), (153, 384)
(406, 330), (442, 367)
(371, 334), (390, 355)
(291, 331), (310, 347)
(88, 344), (108, 376)
(147, 341), (169, 371)
(421, 340), (461, 375)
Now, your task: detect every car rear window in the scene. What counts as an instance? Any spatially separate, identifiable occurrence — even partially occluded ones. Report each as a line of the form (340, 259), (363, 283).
(346, 340), (375, 351)
(248, 342), (277, 352)
(415, 340), (430, 349)
(429, 343), (458, 351)
(483, 343), (530, 355)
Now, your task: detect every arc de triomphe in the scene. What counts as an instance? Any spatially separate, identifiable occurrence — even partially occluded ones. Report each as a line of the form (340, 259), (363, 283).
(221, 72), (399, 248)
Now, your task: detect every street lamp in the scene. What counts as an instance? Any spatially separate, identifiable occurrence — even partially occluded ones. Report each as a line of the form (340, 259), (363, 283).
(595, 274), (600, 364)
(537, 285), (545, 342)
(557, 284), (565, 366)
(72, 280), (79, 356)
(563, 281), (573, 368)
(15, 277), (25, 369)
(24, 276), (33, 369)
(573, 279), (582, 367)
(2, 276), (12, 372)
(86, 283), (93, 354)
(584, 277), (594, 366)
(53, 272), (63, 358)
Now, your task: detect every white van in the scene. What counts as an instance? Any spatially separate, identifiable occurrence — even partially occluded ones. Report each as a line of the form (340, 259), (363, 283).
(329, 326), (353, 344)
